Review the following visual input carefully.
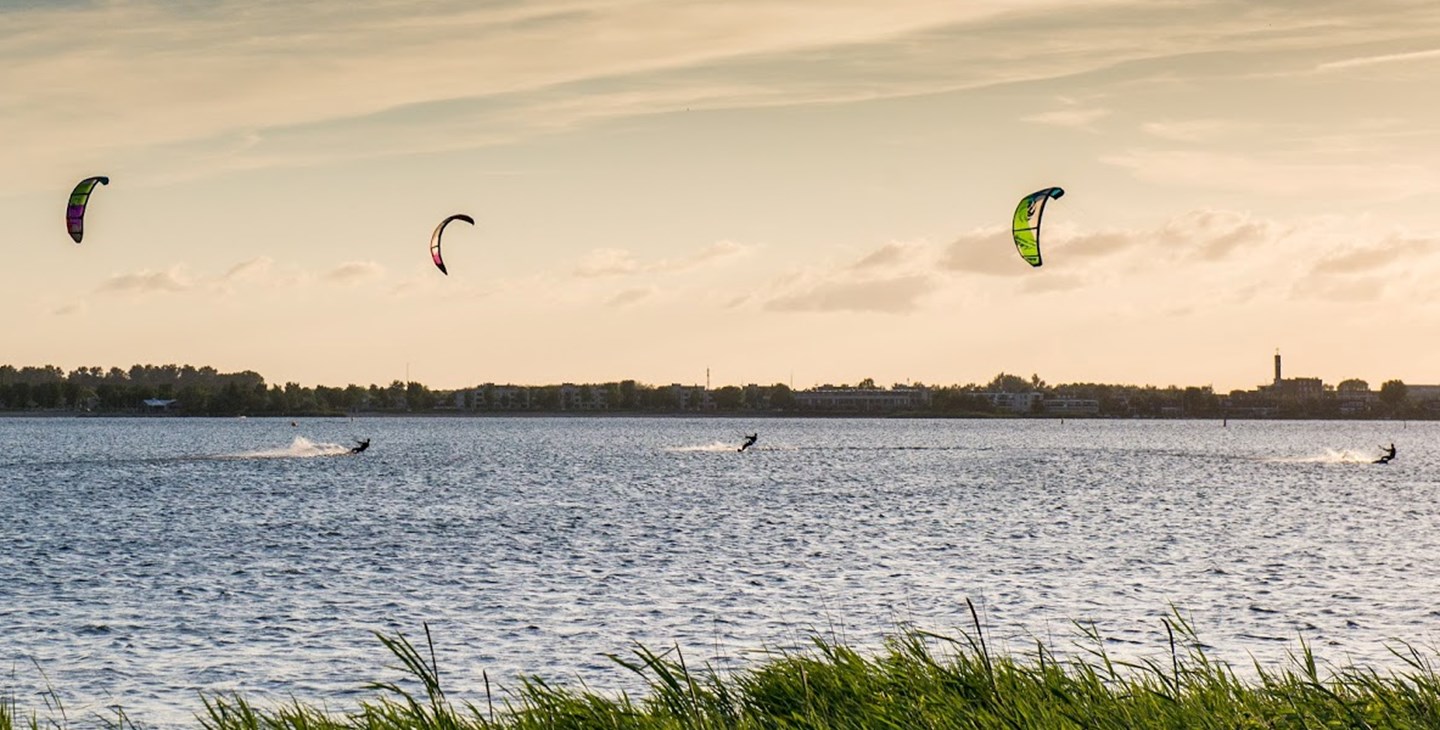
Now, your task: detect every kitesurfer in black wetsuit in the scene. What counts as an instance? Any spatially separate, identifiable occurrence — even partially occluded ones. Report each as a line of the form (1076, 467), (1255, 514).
(1376, 443), (1396, 464)
(351, 438), (370, 454)
(738, 433), (758, 452)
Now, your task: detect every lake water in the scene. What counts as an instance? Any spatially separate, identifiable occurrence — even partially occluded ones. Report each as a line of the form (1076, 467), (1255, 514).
(2, 416), (1438, 726)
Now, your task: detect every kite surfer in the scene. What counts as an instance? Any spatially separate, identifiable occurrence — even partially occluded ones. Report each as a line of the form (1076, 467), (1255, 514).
(1375, 443), (1396, 464)
(738, 433), (758, 452)
(351, 438), (370, 454)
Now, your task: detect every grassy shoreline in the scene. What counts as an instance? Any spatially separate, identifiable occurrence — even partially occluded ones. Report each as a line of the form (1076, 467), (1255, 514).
(9, 608), (1440, 729)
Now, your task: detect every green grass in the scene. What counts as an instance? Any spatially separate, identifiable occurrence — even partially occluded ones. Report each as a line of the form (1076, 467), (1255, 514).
(12, 604), (1440, 729)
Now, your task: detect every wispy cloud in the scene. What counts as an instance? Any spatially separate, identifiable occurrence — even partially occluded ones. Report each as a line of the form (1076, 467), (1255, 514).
(1308, 236), (1440, 275)
(1101, 149), (1440, 199)
(1022, 107), (1109, 129)
(574, 249), (641, 278)
(1139, 119), (1256, 143)
(220, 257), (270, 279)
(1, 1), (1048, 187)
(850, 241), (928, 270)
(1290, 275), (1388, 303)
(97, 267), (193, 295)
(221, 256), (275, 282)
(760, 238), (941, 313)
(1018, 273), (1087, 294)
(212, 256), (310, 294)
(765, 274), (938, 314)
(606, 287), (655, 307)
(938, 224), (1142, 276)
(52, 301), (87, 317)
(940, 210), (1285, 276)
(574, 239), (752, 278)
(1316, 48), (1440, 71)
(11, 1), (1439, 189)
(98, 257), (395, 298)
(940, 227), (1026, 276)
(324, 260), (386, 285)
(1160, 210), (1285, 263)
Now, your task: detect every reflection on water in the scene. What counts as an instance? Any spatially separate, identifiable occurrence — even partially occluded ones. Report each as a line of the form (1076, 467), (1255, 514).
(2, 416), (1438, 726)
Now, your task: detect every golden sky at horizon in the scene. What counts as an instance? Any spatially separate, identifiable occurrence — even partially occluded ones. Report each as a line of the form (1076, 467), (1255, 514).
(4, 0), (1440, 390)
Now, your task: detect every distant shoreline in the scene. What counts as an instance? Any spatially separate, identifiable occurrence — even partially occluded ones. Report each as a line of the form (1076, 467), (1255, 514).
(0, 410), (1424, 421)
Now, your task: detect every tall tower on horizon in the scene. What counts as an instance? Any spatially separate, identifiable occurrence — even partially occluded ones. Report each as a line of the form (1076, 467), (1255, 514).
(1274, 349), (1282, 385)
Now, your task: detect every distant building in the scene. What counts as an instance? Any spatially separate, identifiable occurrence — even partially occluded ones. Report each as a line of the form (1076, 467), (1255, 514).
(795, 387), (931, 412)
(1404, 385), (1440, 413)
(1222, 388), (1277, 418)
(466, 384), (531, 410)
(1405, 385), (1440, 402)
(560, 384), (608, 410)
(142, 398), (177, 413)
(1043, 398), (1100, 416)
(979, 392), (1042, 414)
(1259, 350), (1326, 400)
(1335, 380), (1376, 415)
(742, 384), (770, 409)
(664, 384), (712, 411)
(1266, 377), (1325, 399)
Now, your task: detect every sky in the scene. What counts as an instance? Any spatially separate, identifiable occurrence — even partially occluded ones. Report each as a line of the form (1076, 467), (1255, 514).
(4, 0), (1440, 391)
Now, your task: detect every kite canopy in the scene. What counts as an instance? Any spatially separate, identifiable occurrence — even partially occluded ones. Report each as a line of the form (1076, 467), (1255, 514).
(429, 213), (475, 275)
(1011, 187), (1064, 267)
(66, 176), (109, 243)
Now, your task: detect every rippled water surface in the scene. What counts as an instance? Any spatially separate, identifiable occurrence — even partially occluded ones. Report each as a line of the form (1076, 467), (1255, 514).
(4, 416), (1440, 725)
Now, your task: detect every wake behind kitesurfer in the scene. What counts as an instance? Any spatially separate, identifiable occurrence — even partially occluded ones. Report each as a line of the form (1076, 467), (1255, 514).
(351, 438), (370, 454)
(1376, 443), (1396, 464)
(738, 433), (758, 452)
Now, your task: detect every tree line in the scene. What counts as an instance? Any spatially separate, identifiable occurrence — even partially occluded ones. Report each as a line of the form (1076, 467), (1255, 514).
(0, 364), (1425, 418)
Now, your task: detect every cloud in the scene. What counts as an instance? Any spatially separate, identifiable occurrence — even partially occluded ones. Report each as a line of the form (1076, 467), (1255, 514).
(2, 1), (1056, 188)
(97, 267), (193, 295)
(12, 1), (1440, 189)
(1068, 210), (1282, 264)
(1022, 107), (1109, 129)
(1316, 48), (1440, 71)
(211, 255), (311, 294)
(765, 274), (938, 314)
(1290, 275), (1388, 303)
(323, 260), (386, 285)
(925, 210), (1440, 316)
(96, 257), (392, 298)
(937, 223), (1151, 275)
(851, 240), (928, 270)
(1159, 210), (1285, 262)
(722, 293), (755, 309)
(939, 227), (1024, 276)
(1308, 236), (1440, 275)
(1270, 229), (1440, 304)
(755, 237), (943, 313)
(1309, 248), (1391, 276)
(1057, 230), (1146, 261)
(574, 249), (641, 277)
(940, 226), (1143, 282)
(573, 239), (752, 278)
(1019, 273), (1087, 294)
(940, 210), (1282, 276)
(1101, 149), (1440, 199)
(221, 256), (275, 282)
(52, 301), (87, 316)
(1139, 119), (1256, 143)
(687, 239), (750, 267)
(606, 287), (654, 307)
